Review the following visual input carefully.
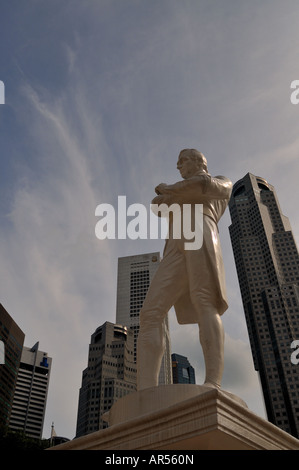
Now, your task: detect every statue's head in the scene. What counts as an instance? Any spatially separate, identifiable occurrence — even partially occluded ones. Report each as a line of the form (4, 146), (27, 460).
(177, 149), (208, 179)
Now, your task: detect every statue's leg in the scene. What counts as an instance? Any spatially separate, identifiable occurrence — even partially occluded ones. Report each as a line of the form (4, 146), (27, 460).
(137, 308), (167, 391)
(185, 240), (225, 389)
(137, 250), (187, 391)
(197, 305), (224, 389)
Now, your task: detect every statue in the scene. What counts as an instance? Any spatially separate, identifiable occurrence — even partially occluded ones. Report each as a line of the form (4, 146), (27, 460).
(137, 149), (232, 391)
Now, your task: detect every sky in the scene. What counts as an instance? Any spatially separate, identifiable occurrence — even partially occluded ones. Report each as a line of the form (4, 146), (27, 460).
(1, 0), (299, 440)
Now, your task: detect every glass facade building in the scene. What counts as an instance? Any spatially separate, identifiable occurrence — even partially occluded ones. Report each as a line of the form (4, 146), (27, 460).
(172, 353), (196, 384)
(229, 173), (299, 437)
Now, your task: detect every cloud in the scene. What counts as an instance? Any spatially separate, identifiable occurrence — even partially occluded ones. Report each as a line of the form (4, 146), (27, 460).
(0, 75), (123, 437)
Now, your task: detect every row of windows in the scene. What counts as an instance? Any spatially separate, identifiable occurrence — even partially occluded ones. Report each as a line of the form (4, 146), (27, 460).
(130, 271), (149, 278)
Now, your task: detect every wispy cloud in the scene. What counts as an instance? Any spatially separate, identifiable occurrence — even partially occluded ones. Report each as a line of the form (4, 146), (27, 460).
(0, 73), (123, 436)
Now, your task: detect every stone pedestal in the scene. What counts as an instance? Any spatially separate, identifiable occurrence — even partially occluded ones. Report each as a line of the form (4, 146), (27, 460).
(50, 385), (299, 450)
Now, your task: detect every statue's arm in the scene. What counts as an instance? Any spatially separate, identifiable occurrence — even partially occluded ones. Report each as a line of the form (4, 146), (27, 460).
(153, 175), (232, 205)
(204, 175), (232, 200)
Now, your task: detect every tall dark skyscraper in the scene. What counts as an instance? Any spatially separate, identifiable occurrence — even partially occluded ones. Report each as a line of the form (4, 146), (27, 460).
(229, 173), (299, 438)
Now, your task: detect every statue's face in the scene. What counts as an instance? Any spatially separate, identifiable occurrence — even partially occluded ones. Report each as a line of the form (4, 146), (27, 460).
(177, 153), (198, 179)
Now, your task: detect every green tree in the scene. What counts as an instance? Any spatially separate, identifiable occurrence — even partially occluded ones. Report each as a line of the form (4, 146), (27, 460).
(0, 425), (49, 450)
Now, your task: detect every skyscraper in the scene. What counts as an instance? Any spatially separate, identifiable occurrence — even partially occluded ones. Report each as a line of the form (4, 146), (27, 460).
(229, 173), (299, 437)
(76, 322), (136, 436)
(172, 353), (196, 384)
(116, 252), (172, 385)
(0, 304), (25, 428)
(9, 342), (52, 440)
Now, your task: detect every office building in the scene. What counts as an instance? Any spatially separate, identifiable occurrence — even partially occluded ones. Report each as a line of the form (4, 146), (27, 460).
(116, 252), (172, 385)
(0, 304), (25, 428)
(172, 353), (196, 384)
(229, 173), (299, 437)
(76, 322), (136, 436)
(9, 342), (52, 440)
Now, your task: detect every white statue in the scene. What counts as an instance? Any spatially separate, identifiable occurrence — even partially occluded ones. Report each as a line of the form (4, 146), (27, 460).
(137, 149), (232, 390)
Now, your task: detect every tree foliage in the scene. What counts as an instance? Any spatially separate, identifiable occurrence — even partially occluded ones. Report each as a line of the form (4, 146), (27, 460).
(0, 425), (49, 450)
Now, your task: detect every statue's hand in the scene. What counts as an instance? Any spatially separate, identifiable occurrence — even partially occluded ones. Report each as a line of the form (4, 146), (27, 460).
(151, 194), (172, 216)
(155, 183), (168, 195)
(152, 195), (165, 205)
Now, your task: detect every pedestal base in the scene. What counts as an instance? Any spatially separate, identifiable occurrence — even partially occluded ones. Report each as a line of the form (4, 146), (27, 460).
(102, 384), (247, 426)
(50, 385), (299, 450)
